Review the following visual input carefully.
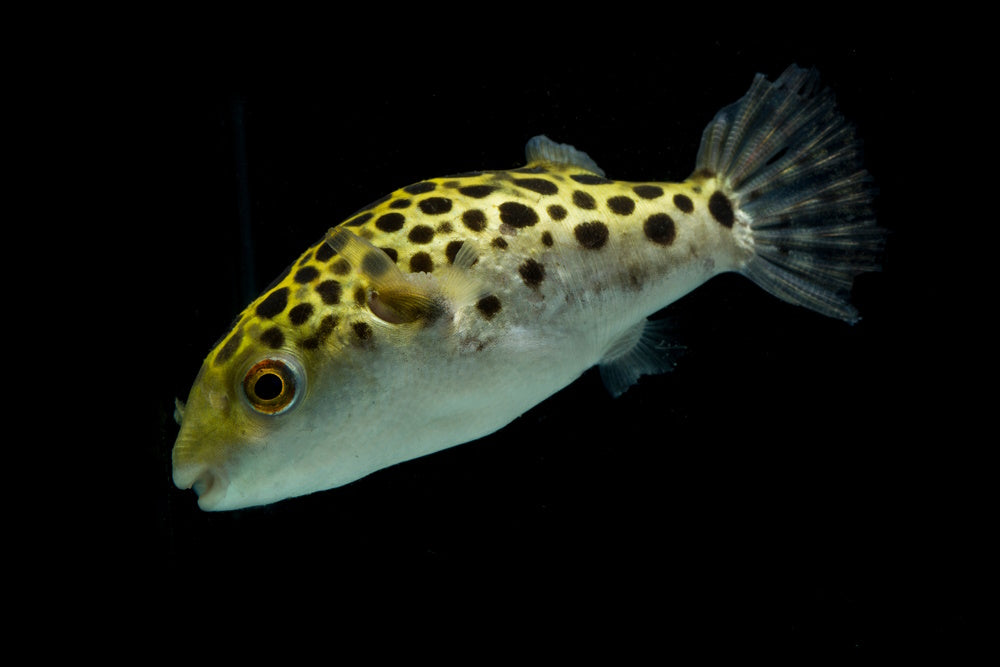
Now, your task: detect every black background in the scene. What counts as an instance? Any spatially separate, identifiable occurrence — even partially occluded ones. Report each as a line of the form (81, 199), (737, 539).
(110, 20), (982, 659)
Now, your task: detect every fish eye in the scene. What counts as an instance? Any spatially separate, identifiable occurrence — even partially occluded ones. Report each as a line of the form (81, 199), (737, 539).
(242, 357), (305, 415)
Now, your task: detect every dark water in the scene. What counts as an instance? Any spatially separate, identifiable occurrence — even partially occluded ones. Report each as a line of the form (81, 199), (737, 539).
(123, 28), (981, 658)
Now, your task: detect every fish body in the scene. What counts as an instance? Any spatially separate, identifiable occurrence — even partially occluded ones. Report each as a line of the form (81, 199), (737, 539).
(173, 66), (882, 511)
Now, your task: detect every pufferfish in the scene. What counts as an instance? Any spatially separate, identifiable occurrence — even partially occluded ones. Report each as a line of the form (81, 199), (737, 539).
(173, 65), (883, 511)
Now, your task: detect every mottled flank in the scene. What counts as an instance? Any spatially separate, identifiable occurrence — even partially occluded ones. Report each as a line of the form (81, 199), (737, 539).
(633, 185), (663, 199)
(256, 287), (289, 319)
(499, 201), (539, 228)
(352, 321), (373, 342)
(462, 209), (487, 232)
(709, 191), (734, 227)
(288, 303), (314, 326)
(476, 295), (501, 319)
(673, 193), (694, 213)
(644, 213), (676, 245)
(491, 237), (508, 249)
(315, 280), (342, 305)
(574, 221), (609, 249)
(518, 258), (545, 287)
(331, 258), (351, 275)
(302, 315), (337, 350)
(410, 251), (433, 273)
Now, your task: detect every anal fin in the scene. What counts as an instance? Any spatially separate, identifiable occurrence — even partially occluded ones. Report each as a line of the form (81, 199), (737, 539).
(598, 319), (682, 397)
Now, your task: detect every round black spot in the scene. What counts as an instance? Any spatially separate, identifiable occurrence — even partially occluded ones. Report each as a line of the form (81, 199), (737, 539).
(633, 185), (664, 199)
(673, 193), (694, 213)
(513, 178), (559, 195)
(446, 240), (464, 264)
(353, 286), (366, 305)
(410, 251), (434, 273)
(330, 258), (351, 275)
(607, 195), (635, 215)
(214, 330), (243, 365)
(315, 280), (342, 305)
(548, 204), (567, 221)
(352, 321), (373, 341)
(459, 184), (497, 198)
(301, 316), (337, 350)
(261, 326), (285, 349)
(256, 287), (289, 319)
(314, 243), (335, 263)
(389, 198), (411, 209)
(476, 295), (502, 319)
(570, 174), (612, 185)
(418, 197), (453, 215)
(404, 181), (436, 195)
(519, 258), (545, 287)
(345, 212), (373, 227)
(437, 221), (453, 233)
(499, 201), (539, 228)
(541, 231), (553, 247)
(380, 247), (398, 263)
(491, 236), (508, 249)
(574, 221), (609, 249)
(294, 266), (320, 283)
(462, 209), (487, 232)
(288, 302), (314, 326)
(408, 225), (435, 244)
(375, 212), (405, 232)
(709, 191), (735, 228)
(572, 190), (597, 210)
(644, 213), (676, 245)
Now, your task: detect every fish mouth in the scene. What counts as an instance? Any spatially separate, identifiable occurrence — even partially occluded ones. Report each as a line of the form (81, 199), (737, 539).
(173, 463), (230, 511)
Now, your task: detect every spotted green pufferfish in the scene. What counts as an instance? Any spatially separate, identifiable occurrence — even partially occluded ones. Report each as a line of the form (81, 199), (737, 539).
(173, 65), (883, 511)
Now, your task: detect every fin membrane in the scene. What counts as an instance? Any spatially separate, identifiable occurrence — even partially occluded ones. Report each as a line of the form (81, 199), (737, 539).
(599, 319), (682, 398)
(697, 65), (884, 323)
(525, 135), (606, 176)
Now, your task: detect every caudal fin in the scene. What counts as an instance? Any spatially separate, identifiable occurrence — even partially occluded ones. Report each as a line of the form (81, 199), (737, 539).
(697, 65), (884, 323)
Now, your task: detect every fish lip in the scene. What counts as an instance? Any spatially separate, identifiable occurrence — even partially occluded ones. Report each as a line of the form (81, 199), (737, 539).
(173, 463), (230, 511)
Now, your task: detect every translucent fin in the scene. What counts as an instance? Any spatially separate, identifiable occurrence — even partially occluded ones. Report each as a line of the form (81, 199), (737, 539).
(324, 227), (437, 323)
(525, 135), (606, 176)
(696, 65), (884, 324)
(598, 319), (682, 397)
(174, 397), (185, 426)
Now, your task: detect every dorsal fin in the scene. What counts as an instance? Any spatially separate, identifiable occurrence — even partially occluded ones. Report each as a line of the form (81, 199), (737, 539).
(598, 318), (683, 397)
(524, 135), (606, 177)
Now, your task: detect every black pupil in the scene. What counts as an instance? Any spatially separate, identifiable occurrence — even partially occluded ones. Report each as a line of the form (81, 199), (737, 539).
(254, 372), (284, 400)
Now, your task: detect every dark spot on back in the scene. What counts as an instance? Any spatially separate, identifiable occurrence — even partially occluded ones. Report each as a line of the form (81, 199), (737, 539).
(330, 258), (351, 275)
(404, 182), (436, 195)
(574, 221), (609, 249)
(389, 198), (411, 209)
(214, 330), (243, 365)
(691, 168), (716, 180)
(260, 326), (285, 349)
(375, 212), (405, 233)
(459, 184), (497, 198)
(633, 185), (663, 199)
(673, 193), (694, 213)
(315, 280), (342, 305)
(513, 178), (559, 195)
(294, 266), (320, 283)
(345, 212), (373, 227)
(256, 287), (289, 319)
(314, 243), (336, 263)
(572, 190), (596, 210)
(499, 201), (539, 228)
(518, 258), (545, 288)
(570, 174), (612, 185)
(491, 236), (508, 249)
(709, 191), (735, 228)
(644, 213), (676, 245)
(437, 221), (453, 233)
(476, 295), (502, 319)
(381, 247), (398, 263)
(547, 204), (567, 220)
(418, 197), (452, 215)
(408, 225), (435, 244)
(513, 165), (548, 174)
(445, 240), (464, 264)
(354, 286), (367, 305)
(607, 195), (635, 215)
(288, 302), (314, 326)
(462, 209), (487, 232)
(410, 251), (434, 273)
(541, 231), (553, 247)
(302, 315), (338, 350)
